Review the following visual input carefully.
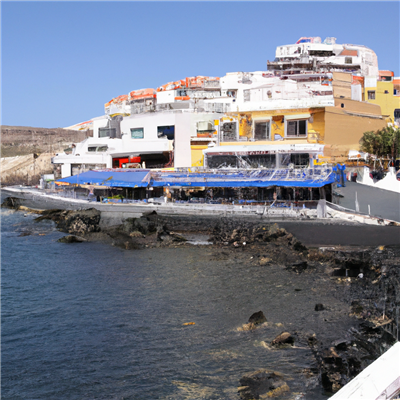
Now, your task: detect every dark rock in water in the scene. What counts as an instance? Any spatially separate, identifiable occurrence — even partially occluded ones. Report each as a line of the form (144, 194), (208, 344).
(310, 314), (397, 394)
(308, 335), (318, 347)
(122, 213), (164, 236)
(64, 209), (101, 235)
(315, 303), (324, 311)
(18, 232), (31, 237)
(248, 311), (267, 325)
(271, 332), (294, 347)
(238, 369), (289, 400)
(35, 208), (101, 235)
(57, 235), (87, 243)
(332, 339), (350, 351)
(169, 232), (187, 242)
(1, 197), (21, 209)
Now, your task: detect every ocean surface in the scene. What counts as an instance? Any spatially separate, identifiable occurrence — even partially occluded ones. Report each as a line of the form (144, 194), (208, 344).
(1, 206), (332, 400)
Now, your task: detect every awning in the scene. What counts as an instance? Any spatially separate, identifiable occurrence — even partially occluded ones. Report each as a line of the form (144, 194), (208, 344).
(151, 179), (334, 188)
(55, 170), (151, 188)
(56, 168), (335, 190)
(150, 169), (336, 188)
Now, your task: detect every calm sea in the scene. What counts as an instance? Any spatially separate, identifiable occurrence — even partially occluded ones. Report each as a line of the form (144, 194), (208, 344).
(1, 205), (328, 399)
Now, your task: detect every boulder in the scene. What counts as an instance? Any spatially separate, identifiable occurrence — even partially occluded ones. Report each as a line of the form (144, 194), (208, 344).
(271, 332), (294, 347)
(122, 215), (158, 235)
(258, 257), (271, 266)
(287, 261), (308, 273)
(238, 369), (289, 399)
(65, 209), (101, 235)
(1, 196), (20, 209)
(18, 232), (31, 237)
(248, 311), (267, 325)
(170, 232), (187, 242)
(35, 208), (101, 235)
(57, 235), (87, 243)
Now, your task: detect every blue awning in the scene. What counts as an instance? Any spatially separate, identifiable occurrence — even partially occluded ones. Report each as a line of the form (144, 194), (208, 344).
(56, 168), (336, 189)
(151, 169), (336, 188)
(56, 170), (151, 188)
(151, 179), (335, 188)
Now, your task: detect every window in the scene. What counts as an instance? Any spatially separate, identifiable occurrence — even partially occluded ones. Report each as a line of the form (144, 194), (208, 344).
(131, 128), (144, 139)
(286, 120), (307, 137)
(280, 153), (309, 167)
(221, 122), (237, 142)
(99, 128), (116, 138)
(88, 145), (108, 152)
(243, 154), (275, 168)
(368, 91), (376, 100)
(254, 121), (270, 141)
(290, 153), (309, 167)
(384, 90), (389, 94)
(345, 57), (352, 64)
(157, 126), (174, 140)
(207, 155), (238, 169)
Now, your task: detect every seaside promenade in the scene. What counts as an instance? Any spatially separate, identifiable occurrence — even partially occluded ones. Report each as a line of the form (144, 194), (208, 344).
(335, 181), (400, 223)
(278, 181), (400, 247)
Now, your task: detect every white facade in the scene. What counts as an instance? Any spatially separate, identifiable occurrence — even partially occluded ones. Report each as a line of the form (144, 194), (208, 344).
(53, 110), (220, 178)
(218, 71), (335, 112)
(272, 37), (379, 78)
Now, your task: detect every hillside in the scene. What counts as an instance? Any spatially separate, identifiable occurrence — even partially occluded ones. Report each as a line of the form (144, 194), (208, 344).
(1, 126), (92, 186)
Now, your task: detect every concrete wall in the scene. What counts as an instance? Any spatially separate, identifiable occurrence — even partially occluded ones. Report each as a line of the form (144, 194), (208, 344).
(174, 113), (192, 167)
(332, 72), (352, 99)
(324, 106), (386, 158)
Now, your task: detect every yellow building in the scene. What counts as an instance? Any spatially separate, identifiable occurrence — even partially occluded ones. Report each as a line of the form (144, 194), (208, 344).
(198, 100), (385, 163)
(189, 71), (390, 167)
(364, 71), (400, 125)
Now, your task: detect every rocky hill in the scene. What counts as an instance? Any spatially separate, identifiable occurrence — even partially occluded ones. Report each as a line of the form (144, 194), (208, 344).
(1, 125), (92, 186)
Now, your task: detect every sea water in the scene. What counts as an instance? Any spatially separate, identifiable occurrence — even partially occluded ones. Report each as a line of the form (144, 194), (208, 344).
(1, 206), (329, 399)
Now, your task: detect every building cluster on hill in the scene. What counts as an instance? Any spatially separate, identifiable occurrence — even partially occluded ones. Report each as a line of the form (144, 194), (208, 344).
(55, 36), (399, 179)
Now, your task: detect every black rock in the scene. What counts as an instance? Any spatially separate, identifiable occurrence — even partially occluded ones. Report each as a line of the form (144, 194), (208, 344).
(315, 303), (325, 311)
(248, 311), (267, 325)
(238, 369), (289, 400)
(1, 197), (20, 209)
(271, 332), (295, 347)
(18, 232), (31, 237)
(57, 235), (87, 243)
(288, 261), (308, 273)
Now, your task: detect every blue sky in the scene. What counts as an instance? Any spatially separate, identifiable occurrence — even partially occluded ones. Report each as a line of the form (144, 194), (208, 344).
(2, 1), (399, 129)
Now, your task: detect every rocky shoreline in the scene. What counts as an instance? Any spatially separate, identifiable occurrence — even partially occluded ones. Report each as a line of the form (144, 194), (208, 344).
(3, 202), (399, 399)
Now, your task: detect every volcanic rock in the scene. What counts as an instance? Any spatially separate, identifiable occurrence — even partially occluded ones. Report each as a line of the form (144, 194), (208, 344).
(248, 311), (267, 325)
(271, 332), (295, 347)
(57, 235), (87, 243)
(238, 369), (289, 399)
